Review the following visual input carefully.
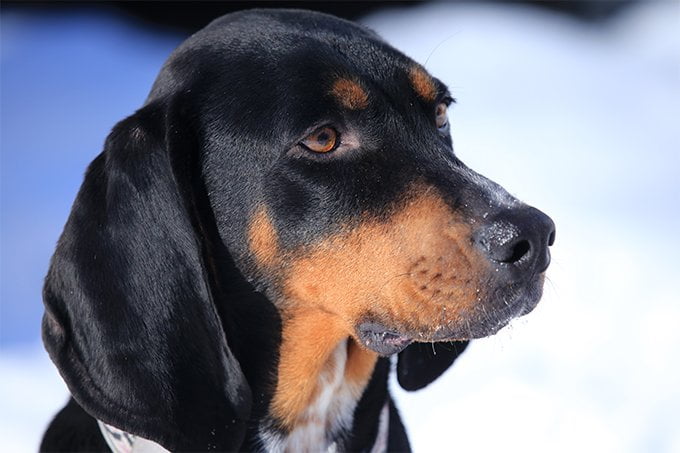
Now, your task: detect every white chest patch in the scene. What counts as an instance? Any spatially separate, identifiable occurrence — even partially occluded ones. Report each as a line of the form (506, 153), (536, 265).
(259, 340), (364, 452)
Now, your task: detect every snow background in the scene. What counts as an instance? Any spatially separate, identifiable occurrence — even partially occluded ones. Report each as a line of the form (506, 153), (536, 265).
(1, 1), (678, 452)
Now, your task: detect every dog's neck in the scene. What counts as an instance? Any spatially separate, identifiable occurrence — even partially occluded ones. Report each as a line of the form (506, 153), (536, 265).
(263, 308), (378, 450)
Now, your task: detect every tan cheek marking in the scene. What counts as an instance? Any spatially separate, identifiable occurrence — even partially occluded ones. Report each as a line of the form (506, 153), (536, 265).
(247, 206), (278, 267)
(409, 66), (437, 102)
(270, 188), (487, 429)
(284, 190), (489, 338)
(331, 78), (369, 110)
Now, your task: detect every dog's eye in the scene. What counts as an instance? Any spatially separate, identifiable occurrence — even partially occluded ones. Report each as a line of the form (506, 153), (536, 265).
(300, 127), (339, 153)
(435, 102), (449, 129)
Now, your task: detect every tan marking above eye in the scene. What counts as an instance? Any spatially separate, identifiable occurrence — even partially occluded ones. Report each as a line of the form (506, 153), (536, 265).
(301, 127), (338, 153)
(408, 66), (437, 102)
(330, 78), (369, 110)
(435, 102), (448, 128)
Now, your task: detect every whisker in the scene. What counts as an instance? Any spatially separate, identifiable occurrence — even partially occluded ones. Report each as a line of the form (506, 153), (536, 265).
(424, 32), (461, 68)
(377, 272), (412, 293)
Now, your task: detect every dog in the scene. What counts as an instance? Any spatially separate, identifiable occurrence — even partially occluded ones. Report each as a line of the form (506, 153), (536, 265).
(40, 8), (555, 452)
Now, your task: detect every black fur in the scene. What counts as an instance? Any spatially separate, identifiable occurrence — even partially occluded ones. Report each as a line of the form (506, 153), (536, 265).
(41, 8), (553, 452)
(397, 341), (470, 392)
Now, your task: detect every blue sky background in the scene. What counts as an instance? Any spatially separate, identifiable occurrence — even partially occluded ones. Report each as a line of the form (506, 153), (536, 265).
(1, 2), (679, 451)
(1, 10), (184, 344)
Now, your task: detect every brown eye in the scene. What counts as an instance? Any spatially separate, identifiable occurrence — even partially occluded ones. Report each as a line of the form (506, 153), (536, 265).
(435, 102), (449, 129)
(300, 127), (339, 153)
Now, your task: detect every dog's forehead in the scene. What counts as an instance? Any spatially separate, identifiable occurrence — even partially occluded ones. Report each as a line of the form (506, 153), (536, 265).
(149, 9), (442, 108)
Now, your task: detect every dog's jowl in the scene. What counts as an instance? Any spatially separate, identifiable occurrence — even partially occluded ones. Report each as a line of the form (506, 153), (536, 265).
(40, 9), (555, 453)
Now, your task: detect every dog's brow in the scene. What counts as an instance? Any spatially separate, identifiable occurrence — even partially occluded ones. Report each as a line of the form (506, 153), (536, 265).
(330, 78), (369, 110)
(408, 66), (437, 102)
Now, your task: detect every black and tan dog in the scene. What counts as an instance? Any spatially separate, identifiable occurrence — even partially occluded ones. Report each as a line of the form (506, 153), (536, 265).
(40, 9), (555, 452)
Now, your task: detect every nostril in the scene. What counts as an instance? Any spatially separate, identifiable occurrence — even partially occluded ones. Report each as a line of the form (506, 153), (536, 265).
(474, 207), (555, 271)
(503, 239), (531, 264)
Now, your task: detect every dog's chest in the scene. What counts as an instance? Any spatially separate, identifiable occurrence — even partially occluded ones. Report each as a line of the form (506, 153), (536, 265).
(260, 340), (362, 452)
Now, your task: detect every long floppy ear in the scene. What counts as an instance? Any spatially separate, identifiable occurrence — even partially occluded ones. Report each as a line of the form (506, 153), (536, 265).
(397, 341), (469, 391)
(42, 99), (251, 451)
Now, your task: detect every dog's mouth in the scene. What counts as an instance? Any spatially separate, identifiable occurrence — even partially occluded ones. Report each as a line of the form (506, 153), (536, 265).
(357, 322), (414, 355)
(357, 275), (545, 356)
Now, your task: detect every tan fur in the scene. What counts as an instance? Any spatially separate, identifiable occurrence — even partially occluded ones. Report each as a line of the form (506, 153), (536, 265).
(345, 339), (378, 384)
(330, 78), (369, 110)
(247, 205), (279, 268)
(259, 186), (489, 428)
(283, 188), (489, 339)
(409, 66), (437, 102)
(271, 309), (373, 429)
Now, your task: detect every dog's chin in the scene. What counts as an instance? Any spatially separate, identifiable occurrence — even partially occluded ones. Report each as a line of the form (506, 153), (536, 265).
(454, 276), (546, 340)
(357, 322), (413, 356)
(357, 276), (545, 356)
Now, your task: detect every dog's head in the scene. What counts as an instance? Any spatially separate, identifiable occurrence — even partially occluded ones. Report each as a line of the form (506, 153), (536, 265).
(43, 9), (554, 450)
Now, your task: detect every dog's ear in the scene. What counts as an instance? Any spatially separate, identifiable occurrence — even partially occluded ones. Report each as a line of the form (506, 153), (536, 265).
(41, 98), (251, 451)
(396, 341), (469, 391)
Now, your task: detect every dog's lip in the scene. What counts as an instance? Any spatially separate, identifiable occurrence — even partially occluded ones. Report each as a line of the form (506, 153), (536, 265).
(357, 322), (413, 356)
(447, 277), (544, 339)
(357, 276), (545, 351)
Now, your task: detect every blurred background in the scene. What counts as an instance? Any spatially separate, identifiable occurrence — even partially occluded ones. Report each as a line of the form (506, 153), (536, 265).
(1, 1), (678, 451)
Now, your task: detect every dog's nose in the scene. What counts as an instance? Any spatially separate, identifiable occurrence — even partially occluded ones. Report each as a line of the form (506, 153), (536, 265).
(473, 207), (556, 274)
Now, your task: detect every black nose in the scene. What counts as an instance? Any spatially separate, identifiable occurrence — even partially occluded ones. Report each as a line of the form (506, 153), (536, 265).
(473, 207), (556, 274)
